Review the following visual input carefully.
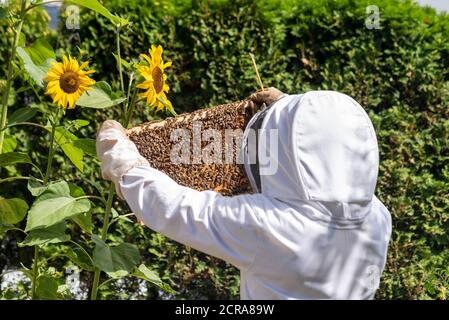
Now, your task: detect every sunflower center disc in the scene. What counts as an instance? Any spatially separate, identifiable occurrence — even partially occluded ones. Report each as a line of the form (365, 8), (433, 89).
(60, 72), (80, 94)
(152, 67), (164, 93)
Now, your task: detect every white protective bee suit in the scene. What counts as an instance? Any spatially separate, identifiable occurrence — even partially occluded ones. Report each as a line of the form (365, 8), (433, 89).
(97, 90), (392, 300)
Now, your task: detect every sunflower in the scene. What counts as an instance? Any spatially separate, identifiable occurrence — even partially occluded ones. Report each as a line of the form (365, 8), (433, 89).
(44, 55), (96, 109)
(136, 45), (172, 112)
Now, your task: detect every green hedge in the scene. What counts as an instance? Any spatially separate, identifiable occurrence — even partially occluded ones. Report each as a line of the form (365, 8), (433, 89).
(2, 0), (448, 299)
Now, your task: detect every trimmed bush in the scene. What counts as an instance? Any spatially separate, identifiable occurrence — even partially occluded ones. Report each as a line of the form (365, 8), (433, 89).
(2, 0), (448, 299)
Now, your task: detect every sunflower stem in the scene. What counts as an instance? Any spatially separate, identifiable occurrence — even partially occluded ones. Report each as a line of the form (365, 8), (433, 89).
(116, 27), (125, 95)
(43, 108), (60, 185)
(123, 72), (134, 117)
(90, 182), (115, 300)
(91, 25), (128, 301)
(25, 0), (60, 12)
(0, 176), (38, 185)
(31, 246), (39, 299)
(124, 88), (138, 127)
(0, 0), (26, 154)
(30, 107), (60, 300)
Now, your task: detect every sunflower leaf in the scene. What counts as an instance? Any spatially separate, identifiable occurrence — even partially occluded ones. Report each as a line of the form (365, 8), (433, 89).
(23, 38), (55, 65)
(112, 53), (131, 71)
(76, 81), (126, 109)
(0, 7), (7, 20)
(2, 135), (17, 153)
(68, 0), (129, 27)
(72, 211), (93, 234)
(92, 235), (140, 278)
(73, 139), (97, 157)
(0, 197), (28, 225)
(25, 195), (91, 232)
(35, 275), (58, 300)
(8, 107), (38, 125)
(0, 152), (32, 167)
(66, 247), (95, 271)
(27, 177), (66, 198)
(17, 39), (55, 88)
(132, 264), (176, 293)
(19, 222), (70, 247)
(46, 127), (84, 172)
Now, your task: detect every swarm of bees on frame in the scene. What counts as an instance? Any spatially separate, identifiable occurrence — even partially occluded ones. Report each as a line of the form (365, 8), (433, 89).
(126, 99), (262, 196)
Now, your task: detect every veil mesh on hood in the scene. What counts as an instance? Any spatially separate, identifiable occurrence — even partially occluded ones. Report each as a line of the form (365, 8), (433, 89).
(242, 91), (380, 226)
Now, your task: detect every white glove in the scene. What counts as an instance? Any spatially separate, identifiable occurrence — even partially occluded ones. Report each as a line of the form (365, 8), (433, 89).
(96, 120), (150, 199)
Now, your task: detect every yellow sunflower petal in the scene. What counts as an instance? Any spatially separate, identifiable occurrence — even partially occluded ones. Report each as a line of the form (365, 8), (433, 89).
(137, 82), (151, 90)
(150, 45), (163, 65)
(140, 53), (153, 66)
(79, 61), (89, 70)
(148, 92), (157, 105)
(82, 69), (96, 75)
(162, 61), (172, 69)
(44, 55), (96, 110)
(70, 56), (79, 72)
(49, 62), (64, 75)
(136, 45), (173, 112)
(160, 92), (172, 106)
(47, 70), (60, 81)
(62, 55), (70, 69)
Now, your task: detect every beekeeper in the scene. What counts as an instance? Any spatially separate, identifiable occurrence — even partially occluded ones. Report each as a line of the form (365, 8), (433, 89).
(96, 88), (392, 300)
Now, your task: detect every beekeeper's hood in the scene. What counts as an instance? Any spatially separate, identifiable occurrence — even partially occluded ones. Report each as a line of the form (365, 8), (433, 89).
(242, 91), (380, 228)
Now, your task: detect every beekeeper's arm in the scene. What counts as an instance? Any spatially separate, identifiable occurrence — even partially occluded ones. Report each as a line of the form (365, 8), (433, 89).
(96, 120), (267, 270)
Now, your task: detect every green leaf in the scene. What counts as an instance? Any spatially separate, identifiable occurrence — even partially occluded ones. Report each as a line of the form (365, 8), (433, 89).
(19, 222), (70, 247)
(23, 38), (55, 65)
(96, 81), (112, 95)
(132, 264), (175, 293)
(25, 183), (91, 231)
(66, 247), (95, 271)
(92, 235), (140, 278)
(0, 152), (32, 167)
(67, 0), (129, 26)
(111, 207), (119, 218)
(8, 107), (38, 125)
(26, 197), (90, 231)
(0, 197), (28, 225)
(18, 32), (26, 47)
(35, 275), (58, 300)
(72, 211), (93, 234)
(28, 179), (69, 198)
(0, 7), (7, 20)
(73, 138), (97, 157)
(67, 183), (93, 233)
(48, 127), (84, 171)
(2, 135), (17, 153)
(73, 119), (89, 128)
(17, 39), (55, 88)
(15, 86), (29, 94)
(27, 176), (47, 197)
(0, 224), (17, 236)
(76, 81), (126, 109)
(42, 181), (71, 197)
(113, 53), (131, 70)
(68, 182), (85, 198)
(15, 47), (46, 87)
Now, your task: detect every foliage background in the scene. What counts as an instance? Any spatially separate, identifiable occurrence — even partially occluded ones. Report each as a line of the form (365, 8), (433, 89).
(1, 0), (448, 299)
